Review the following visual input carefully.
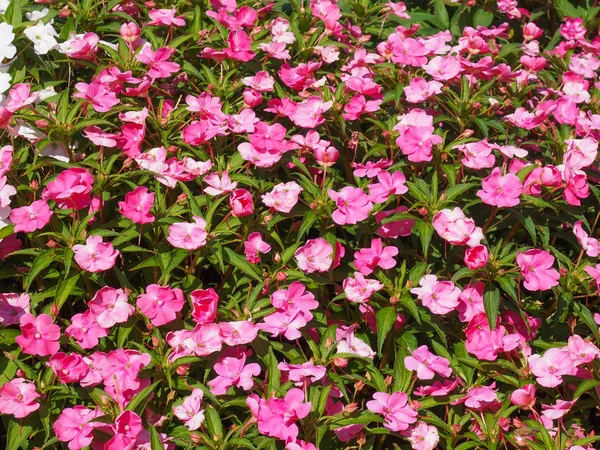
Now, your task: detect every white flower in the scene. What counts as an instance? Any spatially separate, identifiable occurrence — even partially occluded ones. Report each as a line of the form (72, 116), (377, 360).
(34, 86), (57, 104)
(0, 72), (10, 94)
(11, 121), (43, 141)
(23, 21), (58, 55)
(0, 23), (16, 61)
(40, 142), (69, 162)
(0, 0), (9, 14)
(26, 8), (51, 22)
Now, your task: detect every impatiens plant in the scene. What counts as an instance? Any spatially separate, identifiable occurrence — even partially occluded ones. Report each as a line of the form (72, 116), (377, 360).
(2, 0), (600, 449)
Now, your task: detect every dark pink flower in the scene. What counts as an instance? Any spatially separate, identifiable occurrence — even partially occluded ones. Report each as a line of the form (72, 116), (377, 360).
(137, 284), (185, 326)
(118, 186), (155, 224)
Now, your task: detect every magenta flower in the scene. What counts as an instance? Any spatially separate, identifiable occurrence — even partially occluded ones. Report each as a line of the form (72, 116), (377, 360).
(410, 275), (461, 315)
(65, 311), (108, 349)
(167, 216), (208, 250)
(10, 199), (53, 233)
(224, 30), (255, 62)
(208, 352), (261, 395)
(353, 238), (398, 275)
(510, 384), (536, 409)
(451, 383), (499, 410)
(0, 378), (40, 418)
(15, 313), (60, 356)
(516, 249), (560, 291)
(73, 235), (119, 273)
(477, 167), (523, 207)
(367, 171), (408, 203)
(464, 245), (489, 270)
(190, 288), (219, 324)
(290, 96), (332, 128)
(148, 7), (186, 26)
(432, 207), (483, 247)
(173, 389), (205, 430)
(244, 232), (271, 264)
(88, 287), (134, 328)
(219, 321), (259, 346)
(47, 352), (89, 384)
(135, 43), (180, 79)
(404, 345), (452, 380)
(528, 348), (573, 388)
(118, 186), (155, 224)
(366, 392), (418, 432)
(294, 238), (333, 273)
(137, 284), (185, 326)
(42, 167), (94, 210)
(74, 81), (120, 113)
(328, 186), (373, 225)
(404, 77), (443, 104)
(230, 188), (254, 217)
(54, 406), (102, 450)
(278, 361), (326, 387)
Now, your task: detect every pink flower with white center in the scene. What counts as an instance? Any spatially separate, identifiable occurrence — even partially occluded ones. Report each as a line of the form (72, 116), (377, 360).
(242, 71), (275, 92)
(477, 167), (523, 207)
(73, 235), (119, 273)
(414, 378), (460, 397)
(0, 293), (30, 326)
(83, 126), (119, 147)
(167, 216), (208, 250)
(423, 55), (462, 80)
(54, 406), (102, 450)
(343, 272), (384, 303)
(118, 186), (155, 224)
(560, 17), (586, 41)
(451, 383), (498, 410)
(16, 313), (61, 356)
(455, 140), (496, 169)
(404, 77), (443, 103)
(464, 314), (521, 361)
(404, 345), (452, 379)
(278, 361), (326, 387)
(183, 157), (213, 177)
(135, 44), (180, 79)
(573, 220), (600, 257)
(219, 321), (259, 346)
(10, 199), (53, 233)
(294, 238), (333, 273)
(564, 137), (598, 170)
(47, 352), (89, 384)
(516, 249), (560, 291)
(328, 186), (373, 225)
(88, 287), (134, 328)
(354, 238), (398, 275)
(403, 421), (439, 450)
(270, 17), (295, 44)
(65, 311), (108, 349)
(208, 352), (261, 395)
(74, 81), (120, 113)
(367, 171), (408, 203)
(148, 7), (186, 26)
(137, 284), (185, 326)
(432, 207), (484, 247)
(173, 389), (205, 431)
(59, 33), (99, 61)
(270, 282), (318, 315)
(396, 125), (442, 162)
(244, 232), (271, 264)
(228, 109), (259, 133)
(190, 323), (223, 356)
(457, 282), (485, 323)
(336, 326), (375, 359)
(528, 348), (574, 388)
(541, 399), (577, 420)
(261, 181), (303, 213)
(0, 378), (40, 418)
(411, 274), (461, 315)
(204, 171), (238, 196)
(366, 392), (418, 432)
(42, 167), (94, 210)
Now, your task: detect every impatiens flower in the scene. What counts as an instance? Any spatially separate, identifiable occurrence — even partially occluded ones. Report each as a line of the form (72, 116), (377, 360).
(148, 7), (186, 26)
(167, 216), (208, 250)
(15, 313), (61, 356)
(336, 326), (375, 359)
(244, 232), (271, 264)
(510, 384), (536, 409)
(410, 275), (461, 315)
(47, 352), (89, 383)
(343, 272), (384, 303)
(0, 23), (17, 61)
(294, 238), (333, 273)
(451, 383), (498, 410)
(403, 421), (440, 450)
(404, 77), (443, 103)
(73, 235), (119, 273)
(173, 389), (205, 431)
(477, 167), (523, 207)
(404, 345), (452, 379)
(42, 168), (94, 210)
(516, 249), (560, 291)
(65, 311), (108, 349)
(0, 378), (40, 418)
(328, 186), (373, 225)
(118, 186), (155, 224)
(88, 287), (134, 328)
(528, 348), (574, 388)
(135, 44), (180, 79)
(278, 361), (326, 386)
(423, 55), (462, 81)
(541, 399), (577, 420)
(204, 171), (238, 196)
(208, 352), (261, 395)
(354, 238), (398, 275)
(261, 181), (303, 213)
(230, 188), (254, 217)
(432, 207), (483, 247)
(464, 245), (489, 270)
(573, 220), (600, 257)
(58, 33), (99, 61)
(219, 321), (259, 346)
(190, 288), (219, 324)
(291, 96), (332, 128)
(9, 199), (53, 233)
(367, 171), (408, 203)
(74, 81), (120, 113)
(366, 392), (418, 432)
(54, 406), (102, 450)
(0, 293), (30, 326)
(137, 284), (185, 326)
(24, 21), (58, 55)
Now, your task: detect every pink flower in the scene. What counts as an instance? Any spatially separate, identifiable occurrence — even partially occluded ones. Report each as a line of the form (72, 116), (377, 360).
(404, 77), (443, 103)
(73, 235), (119, 273)
(410, 275), (461, 315)
(0, 175), (16, 207)
(432, 207), (483, 247)
(516, 249), (560, 291)
(278, 361), (326, 386)
(375, 207), (415, 238)
(135, 44), (180, 79)
(190, 323), (223, 356)
(464, 245), (489, 270)
(404, 345), (452, 379)
(244, 232), (271, 264)
(204, 171), (237, 196)
(328, 186), (373, 225)
(396, 125), (442, 162)
(528, 348), (574, 388)
(451, 384), (498, 410)
(47, 352), (89, 383)
(42, 168), (94, 210)
(353, 238), (398, 275)
(367, 171), (408, 203)
(270, 282), (318, 313)
(54, 406), (102, 450)
(0, 378), (40, 418)
(219, 321), (259, 346)
(190, 288), (219, 324)
(15, 313), (61, 356)
(4, 84), (38, 112)
(352, 159), (392, 178)
(366, 392), (418, 432)
(167, 216), (208, 250)
(573, 220), (600, 257)
(510, 384), (536, 409)
(455, 140), (496, 169)
(208, 352), (261, 395)
(173, 389), (205, 430)
(83, 126), (119, 147)
(403, 422), (439, 450)
(88, 287), (134, 328)
(457, 282), (485, 323)
(261, 181), (303, 213)
(342, 94), (382, 121)
(74, 81), (120, 113)
(242, 71), (275, 92)
(414, 378), (460, 397)
(0, 145), (13, 177)
(182, 120), (221, 146)
(0, 293), (30, 326)
(541, 399), (577, 420)
(477, 168), (522, 207)
(343, 272), (384, 303)
(10, 199), (53, 233)
(247, 388), (311, 441)
(148, 7), (186, 26)
(230, 188), (254, 217)
(294, 238), (333, 273)
(336, 326), (375, 359)
(464, 314), (521, 361)
(118, 186), (155, 224)
(65, 311), (108, 349)
(137, 284), (185, 326)
(224, 30), (255, 62)
(423, 55), (462, 81)
(61, 33), (99, 61)
(291, 96), (332, 128)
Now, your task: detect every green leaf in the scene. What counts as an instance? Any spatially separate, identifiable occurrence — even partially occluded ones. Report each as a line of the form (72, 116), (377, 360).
(572, 302), (600, 341)
(573, 379), (600, 399)
(472, 9), (494, 27)
(25, 249), (55, 291)
(204, 405), (223, 441)
(53, 273), (81, 311)
(483, 283), (500, 330)
(6, 418), (33, 450)
(433, 0), (449, 28)
(223, 247), (262, 282)
(149, 424), (163, 450)
(126, 380), (161, 415)
(376, 306), (396, 354)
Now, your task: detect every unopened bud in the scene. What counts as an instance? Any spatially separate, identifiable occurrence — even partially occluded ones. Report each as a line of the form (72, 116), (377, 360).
(276, 272), (286, 282)
(344, 402), (359, 414)
(16, 369), (25, 377)
(30, 180), (39, 190)
(409, 400), (421, 409)
(390, 296), (399, 305)
(418, 207), (427, 217)
(151, 336), (160, 348)
(190, 433), (203, 444)
(46, 239), (57, 249)
(146, 322), (154, 332)
(325, 337), (334, 349)
(354, 379), (365, 391)
(50, 304), (59, 316)
(385, 375), (393, 386)
(560, 267), (568, 276)
(176, 364), (190, 376)
(35, 119), (48, 128)
(332, 357), (348, 368)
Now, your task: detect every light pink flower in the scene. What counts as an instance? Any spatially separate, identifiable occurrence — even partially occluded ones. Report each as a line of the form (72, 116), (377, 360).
(451, 383), (498, 410)
(516, 249), (560, 291)
(262, 181), (303, 213)
(343, 272), (384, 303)
(118, 186), (155, 224)
(135, 44), (180, 79)
(432, 207), (483, 247)
(404, 77), (443, 103)
(10, 199), (53, 233)
(204, 171), (238, 196)
(366, 392), (418, 432)
(404, 345), (452, 379)
(0, 378), (40, 418)
(528, 348), (573, 387)
(88, 287), (134, 328)
(219, 321), (259, 346)
(403, 421), (439, 450)
(73, 235), (119, 273)
(167, 216), (208, 250)
(410, 275), (461, 315)
(328, 186), (373, 225)
(173, 389), (205, 430)
(0, 293), (30, 326)
(244, 232), (271, 264)
(15, 313), (61, 356)
(573, 220), (600, 257)
(367, 171), (408, 203)
(510, 384), (536, 409)
(477, 167), (522, 207)
(294, 238), (333, 273)
(54, 406), (102, 450)
(278, 361), (326, 386)
(148, 7), (186, 26)
(137, 284), (185, 326)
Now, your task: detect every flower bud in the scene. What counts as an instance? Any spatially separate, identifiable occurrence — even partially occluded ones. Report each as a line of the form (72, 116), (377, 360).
(50, 304), (59, 316)
(120, 22), (141, 43)
(230, 189), (254, 217)
(332, 357), (348, 368)
(176, 364), (190, 376)
(385, 375), (393, 386)
(276, 272), (286, 282)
